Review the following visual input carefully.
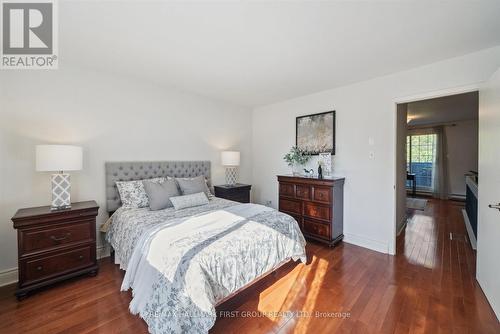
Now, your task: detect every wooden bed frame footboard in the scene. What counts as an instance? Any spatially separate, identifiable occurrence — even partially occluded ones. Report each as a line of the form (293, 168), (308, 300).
(109, 245), (298, 315)
(214, 259), (298, 313)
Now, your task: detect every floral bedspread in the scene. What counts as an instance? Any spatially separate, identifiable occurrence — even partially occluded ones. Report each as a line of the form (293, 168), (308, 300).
(106, 198), (307, 334)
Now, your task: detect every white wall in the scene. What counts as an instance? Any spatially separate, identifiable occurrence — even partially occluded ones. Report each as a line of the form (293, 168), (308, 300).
(0, 66), (252, 279)
(445, 120), (478, 197)
(252, 46), (500, 254)
(477, 67), (500, 321)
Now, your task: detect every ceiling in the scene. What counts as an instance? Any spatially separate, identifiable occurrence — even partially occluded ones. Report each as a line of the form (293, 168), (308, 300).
(59, 1), (500, 107)
(407, 92), (478, 126)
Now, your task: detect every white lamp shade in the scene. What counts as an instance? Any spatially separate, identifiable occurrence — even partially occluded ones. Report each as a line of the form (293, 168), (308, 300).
(221, 151), (240, 166)
(36, 145), (83, 172)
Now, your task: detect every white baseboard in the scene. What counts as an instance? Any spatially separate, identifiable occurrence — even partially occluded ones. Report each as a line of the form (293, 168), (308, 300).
(97, 244), (110, 259)
(0, 267), (18, 287)
(397, 219), (407, 236)
(343, 233), (389, 254)
(0, 245), (111, 287)
(461, 209), (477, 250)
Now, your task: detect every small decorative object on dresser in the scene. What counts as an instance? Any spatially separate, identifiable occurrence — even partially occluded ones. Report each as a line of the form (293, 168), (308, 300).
(214, 184), (251, 203)
(35, 145), (83, 210)
(283, 146), (311, 176)
(277, 175), (344, 246)
(221, 151), (240, 186)
(11, 201), (99, 299)
(318, 152), (332, 175)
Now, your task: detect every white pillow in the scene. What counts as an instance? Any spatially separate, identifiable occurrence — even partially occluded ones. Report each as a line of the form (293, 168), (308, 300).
(116, 177), (166, 208)
(169, 192), (209, 210)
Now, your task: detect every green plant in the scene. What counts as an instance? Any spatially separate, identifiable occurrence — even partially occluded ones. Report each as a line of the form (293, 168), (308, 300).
(283, 146), (311, 166)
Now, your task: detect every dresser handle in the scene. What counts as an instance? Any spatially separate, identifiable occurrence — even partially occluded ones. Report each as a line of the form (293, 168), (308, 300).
(78, 255), (84, 260)
(50, 233), (71, 242)
(36, 266), (43, 271)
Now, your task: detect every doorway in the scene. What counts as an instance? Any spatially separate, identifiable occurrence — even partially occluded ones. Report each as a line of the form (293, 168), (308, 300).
(395, 90), (479, 250)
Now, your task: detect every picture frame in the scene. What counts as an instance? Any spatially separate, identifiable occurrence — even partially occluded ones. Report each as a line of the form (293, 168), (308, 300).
(296, 110), (335, 155)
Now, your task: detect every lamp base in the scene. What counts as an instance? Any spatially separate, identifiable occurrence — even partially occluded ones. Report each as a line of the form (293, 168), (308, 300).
(225, 167), (238, 186)
(51, 173), (71, 210)
(50, 204), (72, 211)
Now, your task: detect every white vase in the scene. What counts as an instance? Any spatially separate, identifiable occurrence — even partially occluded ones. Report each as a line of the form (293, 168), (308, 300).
(291, 164), (303, 176)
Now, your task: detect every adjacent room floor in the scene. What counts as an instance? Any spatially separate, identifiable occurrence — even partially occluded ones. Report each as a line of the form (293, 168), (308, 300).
(0, 200), (498, 333)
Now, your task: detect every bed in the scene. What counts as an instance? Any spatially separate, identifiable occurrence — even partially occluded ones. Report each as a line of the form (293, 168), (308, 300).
(104, 161), (307, 334)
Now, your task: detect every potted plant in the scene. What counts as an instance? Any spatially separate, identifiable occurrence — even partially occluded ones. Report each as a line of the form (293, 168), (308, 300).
(283, 146), (311, 176)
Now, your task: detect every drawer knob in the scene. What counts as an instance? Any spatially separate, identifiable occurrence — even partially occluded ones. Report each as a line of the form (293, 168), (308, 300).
(78, 255), (84, 260)
(36, 266), (43, 271)
(50, 232), (71, 242)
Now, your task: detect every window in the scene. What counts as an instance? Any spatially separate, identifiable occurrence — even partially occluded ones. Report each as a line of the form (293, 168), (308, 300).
(407, 133), (437, 191)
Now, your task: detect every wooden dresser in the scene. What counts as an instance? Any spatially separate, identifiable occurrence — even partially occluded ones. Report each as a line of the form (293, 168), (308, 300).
(277, 175), (344, 246)
(11, 201), (99, 298)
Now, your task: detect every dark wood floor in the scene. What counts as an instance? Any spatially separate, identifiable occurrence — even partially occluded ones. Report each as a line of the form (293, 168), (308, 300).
(0, 200), (498, 333)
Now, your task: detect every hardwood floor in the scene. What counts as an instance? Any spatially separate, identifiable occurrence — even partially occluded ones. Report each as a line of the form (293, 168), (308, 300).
(0, 199), (498, 333)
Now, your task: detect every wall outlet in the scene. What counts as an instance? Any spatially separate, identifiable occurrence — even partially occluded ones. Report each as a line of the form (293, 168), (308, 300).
(265, 200), (272, 207)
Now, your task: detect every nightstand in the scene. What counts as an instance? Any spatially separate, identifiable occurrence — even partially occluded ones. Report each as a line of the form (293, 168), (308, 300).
(11, 201), (99, 299)
(214, 184), (252, 203)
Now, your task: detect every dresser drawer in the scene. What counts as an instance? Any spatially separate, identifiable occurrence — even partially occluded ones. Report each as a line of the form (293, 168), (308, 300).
(22, 245), (94, 285)
(304, 202), (331, 221)
(313, 186), (332, 204)
(279, 183), (295, 197)
(20, 220), (93, 255)
(295, 185), (311, 200)
(279, 198), (302, 215)
(303, 219), (330, 240)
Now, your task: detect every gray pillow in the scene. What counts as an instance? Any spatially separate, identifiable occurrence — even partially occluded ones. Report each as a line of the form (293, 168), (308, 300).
(169, 192), (209, 210)
(116, 177), (166, 208)
(143, 179), (180, 211)
(176, 175), (211, 197)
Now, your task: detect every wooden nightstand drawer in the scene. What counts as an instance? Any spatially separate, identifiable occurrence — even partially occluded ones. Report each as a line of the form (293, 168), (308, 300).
(22, 245), (94, 286)
(20, 220), (93, 256)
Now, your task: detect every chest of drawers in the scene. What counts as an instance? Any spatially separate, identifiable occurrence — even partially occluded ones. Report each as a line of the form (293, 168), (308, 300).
(11, 201), (99, 298)
(277, 175), (344, 246)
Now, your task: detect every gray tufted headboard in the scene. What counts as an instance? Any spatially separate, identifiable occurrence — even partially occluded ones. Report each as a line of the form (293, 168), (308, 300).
(105, 161), (211, 213)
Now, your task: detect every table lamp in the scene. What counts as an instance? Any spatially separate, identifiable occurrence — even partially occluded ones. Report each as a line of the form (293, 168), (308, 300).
(221, 151), (240, 186)
(36, 145), (83, 210)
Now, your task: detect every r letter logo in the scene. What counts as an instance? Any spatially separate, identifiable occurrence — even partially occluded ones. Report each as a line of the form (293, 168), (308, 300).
(1, 0), (58, 69)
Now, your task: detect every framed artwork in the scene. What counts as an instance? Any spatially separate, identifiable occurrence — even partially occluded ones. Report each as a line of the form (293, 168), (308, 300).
(296, 111), (335, 155)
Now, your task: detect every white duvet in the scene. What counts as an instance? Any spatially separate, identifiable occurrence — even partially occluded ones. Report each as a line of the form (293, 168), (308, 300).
(108, 199), (306, 334)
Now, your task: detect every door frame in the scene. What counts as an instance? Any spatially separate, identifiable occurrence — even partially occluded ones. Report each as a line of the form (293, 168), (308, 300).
(390, 83), (482, 255)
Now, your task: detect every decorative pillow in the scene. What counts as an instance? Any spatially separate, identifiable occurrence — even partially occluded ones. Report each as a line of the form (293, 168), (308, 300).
(116, 177), (165, 208)
(175, 175), (212, 198)
(169, 192), (209, 210)
(143, 179), (180, 211)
